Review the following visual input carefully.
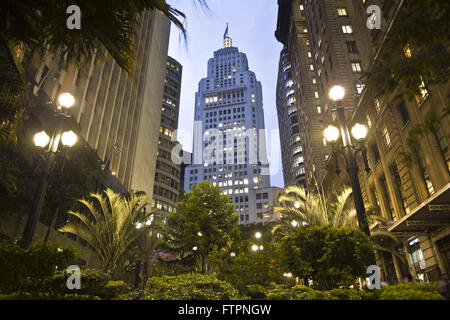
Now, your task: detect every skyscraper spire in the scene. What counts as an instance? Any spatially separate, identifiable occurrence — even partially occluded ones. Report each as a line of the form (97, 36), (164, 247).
(223, 23), (232, 48)
(224, 23), (229, 39)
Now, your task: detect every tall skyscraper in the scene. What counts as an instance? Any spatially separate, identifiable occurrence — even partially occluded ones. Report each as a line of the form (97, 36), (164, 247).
(153, 57), (183, 217)
(184, 28), (278, 225)
(275, 47), (306, 187)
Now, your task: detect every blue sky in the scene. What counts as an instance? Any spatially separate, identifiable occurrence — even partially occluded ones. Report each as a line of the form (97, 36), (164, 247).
(167, 0), (284, 188)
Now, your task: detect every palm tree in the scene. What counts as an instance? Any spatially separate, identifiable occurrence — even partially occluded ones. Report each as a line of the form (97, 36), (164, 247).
(272, 185), (407, 264)
(272, 185), (357, 238)
(58, 188), (150, 275)
(0, 0), (207, 142)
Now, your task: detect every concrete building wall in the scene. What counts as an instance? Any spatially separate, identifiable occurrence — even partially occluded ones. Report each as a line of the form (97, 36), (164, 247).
(275, 47), (306, 187)
(152, 56), (183, 217)
(28, 10), (170, 201)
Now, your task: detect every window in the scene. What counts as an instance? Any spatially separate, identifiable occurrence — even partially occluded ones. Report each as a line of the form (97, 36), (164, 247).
(370, 142), (380, 163)
(374, 98), (381, 114)
(293, 145), (302, 155)
(314, 91), (319, 99)
(433, 122), (450, 172)
(342, 25), (353, 34)
(415, 149), (434, 195)
(337, 8), (348, 16)
(398, 101), (410, 126)
(351, 61), (362, 72)
(346, 41), (358, 53)
(391, 164), (408, 214)
(382, 127), (391, 148)
(418, 76), (429, 102)
(366, 114), (372, 128)
(293, 156), (304, 168)
(403, 44), (412, 58)
(356, 83), (365, 94)
(317, 106), (321, 114)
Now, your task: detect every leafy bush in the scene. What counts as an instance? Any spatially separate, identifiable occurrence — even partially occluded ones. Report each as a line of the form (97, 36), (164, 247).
(379, 282), (445, 300)
(0, 240), (76, 293)
(144, 273), (241, 300)
(245, 284), (267, 300)
(35, 268), (129, 299)
(264, 282), (445, 300)
(209, 242), (284, 294)
(327, 288), (363, 300)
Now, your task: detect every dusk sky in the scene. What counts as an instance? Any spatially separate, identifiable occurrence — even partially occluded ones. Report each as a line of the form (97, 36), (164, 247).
(167, 0), (285, 188)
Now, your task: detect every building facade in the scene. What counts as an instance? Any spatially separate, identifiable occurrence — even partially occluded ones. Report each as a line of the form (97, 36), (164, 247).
(275, 47), (306, 187)
(152, 57), (183, 217)
(277, 0), (450, 284)
(183, 30), (277, 225)
(276, 0), (374, 188)
(27, 9), (171, 200)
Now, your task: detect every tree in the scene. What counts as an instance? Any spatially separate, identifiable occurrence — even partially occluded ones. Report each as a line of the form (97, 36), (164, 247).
(58, 188), (151, 275)
(364, 0), (449, 101)
(279, 225), (374, 290)
(165, 181), (240, 273)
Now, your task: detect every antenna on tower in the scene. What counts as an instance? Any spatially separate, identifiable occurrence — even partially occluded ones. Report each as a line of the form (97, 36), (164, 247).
(223, 23), (232, 48)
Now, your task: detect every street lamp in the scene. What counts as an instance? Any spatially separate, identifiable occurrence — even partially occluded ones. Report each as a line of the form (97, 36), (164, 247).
(254, 231), (262, 239)
(21, 93), (77, 248)
(324, 85), (371, 236)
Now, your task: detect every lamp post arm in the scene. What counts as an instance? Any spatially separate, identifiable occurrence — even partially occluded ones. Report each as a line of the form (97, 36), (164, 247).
(20, 119), (64, 248)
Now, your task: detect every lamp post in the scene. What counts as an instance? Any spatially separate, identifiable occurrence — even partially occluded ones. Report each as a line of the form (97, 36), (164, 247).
(20, 93), (77, 248)
(324, 85), (371, 236)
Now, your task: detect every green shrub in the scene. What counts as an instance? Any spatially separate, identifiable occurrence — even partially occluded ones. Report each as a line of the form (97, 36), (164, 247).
(327, 288), (363, 300)
(245, 284), (267, 299)
(0, 240), (76, 293)
(144, 273), (241, 300)
(379, 282), (445, 300)
(265, 284), (295, 300)
(35, 268), (129, 299)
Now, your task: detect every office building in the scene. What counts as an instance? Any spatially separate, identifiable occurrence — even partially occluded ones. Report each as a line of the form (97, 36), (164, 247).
(183, 28), (278, 224)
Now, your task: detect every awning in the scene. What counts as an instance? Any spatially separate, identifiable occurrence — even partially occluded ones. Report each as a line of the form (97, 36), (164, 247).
(388, 182), (450, 236)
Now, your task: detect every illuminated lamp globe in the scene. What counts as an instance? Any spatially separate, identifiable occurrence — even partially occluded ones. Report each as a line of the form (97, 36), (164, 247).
(324, 125), (340, 142)
(61, 130), (77, 147)
(254, 232), (262, 239)
(34, 131), (50, 148)
(351, 123), (368, 140)
(291, 220), (298, 227)
(251, 244), (258, 252)
(58, 93), (75, 109)
(329, 85), (345, 101)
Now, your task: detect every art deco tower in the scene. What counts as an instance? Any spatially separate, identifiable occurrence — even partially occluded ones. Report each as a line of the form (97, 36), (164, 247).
(184, 27), (280, 225)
